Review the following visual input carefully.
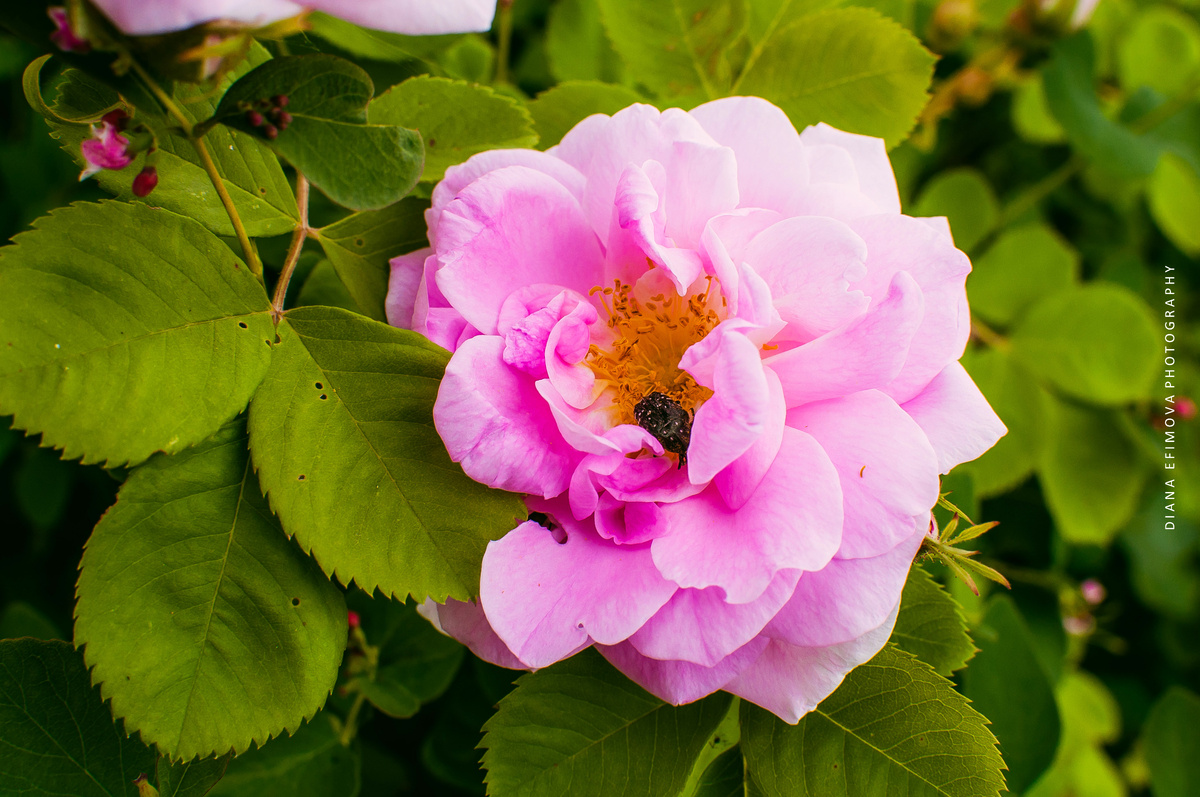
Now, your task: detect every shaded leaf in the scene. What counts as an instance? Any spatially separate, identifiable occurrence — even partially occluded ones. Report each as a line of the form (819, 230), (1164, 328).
(207, 714), (361, 797)
(968, 224), (1079, 326)
(528, 81), (645, 149)
(1117, 7), (1200, 97)
(0, 638), (156, 797)
(892, 564), (976, 675)
(0, 201), (274, 468)
(546, 0), (626, 83)
(910, 168), (999, 253)
(156, 755), (231, 797)
(248, 306), (525, 602)
(313, 198), (429, 322)
(75, 419), (348, 761)
(735, 8), (935, 147)
(741, 644), (1006, 797)
(370, 77), (538, 182)
(1143, 686), (1200, 797)
(0, 600), (64, 641)
(1148, 153), (1200, 257)
(481, 648), (732, 797)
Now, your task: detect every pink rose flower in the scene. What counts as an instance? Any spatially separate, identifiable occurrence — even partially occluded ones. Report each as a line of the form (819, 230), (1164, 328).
(391, 99), (1006, 723)
(88, 0), (496, 36)
(48, 6), (90, 52)
(79, 110), (133, 181)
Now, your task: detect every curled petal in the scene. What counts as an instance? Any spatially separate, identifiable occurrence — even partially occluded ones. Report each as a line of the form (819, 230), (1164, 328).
(799, 123), (901, 215)
(386, 248), (429, 329)
(419, 598), (527, 670)
(715, 367), (786, 510)
(903, 361), (1007, 474)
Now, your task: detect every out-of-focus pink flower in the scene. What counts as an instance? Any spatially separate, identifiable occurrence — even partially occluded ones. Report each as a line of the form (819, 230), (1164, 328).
(1080, 578), (1106, 605)
(48, 6), (90, 52)
(79, 110), (132, 181)
(88, 0), (496, 36)
(1178, 396), (1197, 421)
(392, 99), (1006, 723)
(1038, 0), (1100, 29)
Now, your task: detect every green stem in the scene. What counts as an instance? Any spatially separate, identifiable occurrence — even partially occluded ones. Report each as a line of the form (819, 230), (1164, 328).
(272, 172), (310, 321)
(128, 57), (263, 277)
(970, 314), (1010, 351)
(339, 691), (368, 747)
(495, 0), (514, 85)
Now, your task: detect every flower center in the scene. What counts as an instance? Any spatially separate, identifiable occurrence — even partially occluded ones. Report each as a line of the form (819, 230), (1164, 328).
(586, 277), (721, 427)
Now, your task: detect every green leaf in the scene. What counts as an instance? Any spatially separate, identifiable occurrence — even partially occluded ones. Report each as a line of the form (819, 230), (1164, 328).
(295, 259), (362, 315)
(1010, 283), (1158, 405)
(892, 564), (976, 676)
(0, 600), (64, 641)
(1037, 399), (1149, 545)
(740, 644), (1006, 797)
(0, 638), (157, 797)
(968, 224), (1079, 326)
(1148, 153), (1200, 257)
(370, 77), (537, 183)
(0, 201), (275, 468)
(481, 648), (733, 797)
(207, 714), (361, 797)
(307, 11), (464, 64)
(528, 81), (645, 149)
(156, 755), (231, 797)
(1025, 671), (1124, 797)
(24, 54), (118, 124)
(681, 697), (742, 797)
(1143, 686), (1200, 797)
(48, 51), (300, 239)
(1117, 7), (1200, 97)
(734, 8), (935, 148)
(313, 198), (429, 322)
(960, 596), (1060, 794)
(1121, 505), (1200, 620)
(1011, 77), (1068, 145)
(247, 306), (525, 602)
(959, 346), (1054, 498)
(74, 418), (348, 761)
(597, 0), (749, 107)
(546, 0), (626, 83)
(692, 746), (760, 797)
(1043, 32), (1161, 179)
(14, 444), (74, 528)
(910, 168), (999, 252)
(215, 55), (423, 211)
(745, 0), (847, 41)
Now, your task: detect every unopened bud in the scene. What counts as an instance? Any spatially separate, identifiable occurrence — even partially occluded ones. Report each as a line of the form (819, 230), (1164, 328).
(263, 124), (279, 140)
(1080, 578), (1106, 605)
(956, 66), (994, 106)
(930, 0), (979, 48)
(276, 111), (293, 130)
(101, 109), (130, 131)
(133, 773), (159, 797)
(347, 610), (360, 629)
(132, 166), (158, 197)
(272, 94), (289, 108)
(246, 110), (264, 127)
(1178, 396), (1197, 421)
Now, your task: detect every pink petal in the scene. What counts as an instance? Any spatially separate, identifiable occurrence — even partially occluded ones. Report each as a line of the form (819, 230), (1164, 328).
(799, 123), (901, 215)
(419, 598), (528, 670)
(434, 336), (579, 497)
(742, 216), (869, 343)
(90, 0), (300, 35)
(849, 214), (972, 403)
(386, 248), (428, 329)
(652, 428), (843, 604)
(725, 602), (900, 724)
(629, 569), (800, 667)
(435, 165), (604, 335)
(598, 636), (768, 705)
(766, 271), (924, 409)
(593, 493), (670, 545)
(611, 160), (705, 293)
(903, 361), (1006, 474)
(715, 367), (785, 510)
(545, 301), (600, 408)
(685, 329), (771, 485)
(787, 390), (940, 559)
(480, 519), (677, 668)
(700, 209), (784, 316)
(764, 526), (926, 648)
(309, 0), (496, 34)
(689, 96), (811, 213)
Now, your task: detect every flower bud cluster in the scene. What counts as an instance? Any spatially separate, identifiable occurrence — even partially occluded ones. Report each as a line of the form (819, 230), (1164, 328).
(239, 95), (292, 140)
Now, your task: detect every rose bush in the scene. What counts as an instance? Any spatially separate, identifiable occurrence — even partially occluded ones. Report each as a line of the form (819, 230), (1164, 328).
(388, 98), (1006, 722)
(87, 0), (496, 36)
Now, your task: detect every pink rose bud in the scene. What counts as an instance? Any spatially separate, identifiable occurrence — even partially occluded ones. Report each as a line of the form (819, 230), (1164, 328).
(101, 109), (130, 131)
(1178, 396), (1197, 421)
(132, 166), (158, 197)
(347, 610), (361, 629)
(1080, 578), (1106, 605)
(48, 6), (90, 53)
(1063, 614), (1095, 636)
(276, 111), (293, 130)
(246, 110), (265, 127)
(272, 94), (289, 108)
(263, 124), (279, 140)
(79, 117), (133, 181)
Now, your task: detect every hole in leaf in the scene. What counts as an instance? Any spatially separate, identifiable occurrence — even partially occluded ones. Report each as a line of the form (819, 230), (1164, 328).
(354, 238), (365, 247)
(259, 187), (267, 194)
(319, 394), (327, 400)
(315, 382), (323, 389)
(291, 598), (300, 607)
(298, 474), (306, 481)
(238, 322), (248, 329)
(428, 138), (437, 147)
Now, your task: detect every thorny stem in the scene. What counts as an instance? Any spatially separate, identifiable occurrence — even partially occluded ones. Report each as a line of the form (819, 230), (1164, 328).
(272, 172), (310, 321)
(127, 57), (263, 277)
(495, 0), (514, 85)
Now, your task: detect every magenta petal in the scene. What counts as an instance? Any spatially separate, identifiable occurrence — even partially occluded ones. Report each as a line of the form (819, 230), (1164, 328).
(850, 214), (972, 403)
(629, 569), (800, 667)
(743, 216), (870, 342)
(419, 598), (528, 670)
(435, 336), (579, 497)
(725, 602), (900, 724)
(435, 166), (604, 334)
(480, 520), (677, 668)
(764, 526), (925, 648)
(767, 270), (924, 409)
(686, 329), (771, 485)
(653, 428), (843, 604)
(386, 248), (429, 329)
(903, 361), (1006, 473)
(787, 390), (940, 559)
(598, 636), (767, 705)
(799, 123), (901, 215)
(715, 367), (785, 510)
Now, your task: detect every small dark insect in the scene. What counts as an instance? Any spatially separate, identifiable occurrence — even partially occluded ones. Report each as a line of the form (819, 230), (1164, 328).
(634, 392), (692, 468)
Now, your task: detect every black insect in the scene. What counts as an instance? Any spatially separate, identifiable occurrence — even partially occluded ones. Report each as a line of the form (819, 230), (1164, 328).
(634, 392), (692, 468)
